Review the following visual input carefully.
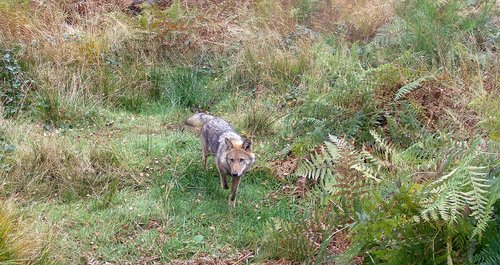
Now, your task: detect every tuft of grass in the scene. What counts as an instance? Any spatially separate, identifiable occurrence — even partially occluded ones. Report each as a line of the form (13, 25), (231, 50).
(470, 91), (500, 142)
(0, 120), (143, 201)
(227, 33), (312, 94)
(337, 0), (395, 40)
(290, 0), (320, 25)
(242, 101), (278, 137)
(395, 0), (495, 67)
(34, 87), (102, 129)
(0, 201), (54, 264)
(151, 66), (221, 110)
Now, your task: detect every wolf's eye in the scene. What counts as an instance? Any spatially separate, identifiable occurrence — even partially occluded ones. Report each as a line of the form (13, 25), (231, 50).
(229, 158), (234, 163)
(239, 158), (244, 163)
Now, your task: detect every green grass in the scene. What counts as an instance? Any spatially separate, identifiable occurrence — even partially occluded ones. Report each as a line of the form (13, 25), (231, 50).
(5, 104), (299, 263)
(26, 183), (296, 263)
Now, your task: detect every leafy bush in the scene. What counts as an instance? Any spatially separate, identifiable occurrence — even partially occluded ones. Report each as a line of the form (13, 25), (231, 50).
(0, 49), (34, 117)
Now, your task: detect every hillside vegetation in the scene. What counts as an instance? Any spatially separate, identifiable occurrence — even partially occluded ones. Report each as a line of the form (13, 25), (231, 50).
(0, 0), (499, 264)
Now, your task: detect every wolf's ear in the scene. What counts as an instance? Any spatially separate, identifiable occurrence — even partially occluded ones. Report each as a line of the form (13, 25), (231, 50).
(225, 138), (233, 149)
(242, 138), (252, 151)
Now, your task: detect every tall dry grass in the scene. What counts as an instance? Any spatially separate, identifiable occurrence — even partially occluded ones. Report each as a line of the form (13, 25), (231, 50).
(0, 0), (161, 119)
(0, 200), (54, 264)
(1, 0), (397, 120)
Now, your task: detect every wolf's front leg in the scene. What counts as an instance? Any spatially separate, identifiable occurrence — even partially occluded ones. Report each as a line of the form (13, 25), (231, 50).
(229, 176), (241, 208)
(201, 138), (209, 170)
(218, 169), (229, 189)
(202, 151), (208, 170)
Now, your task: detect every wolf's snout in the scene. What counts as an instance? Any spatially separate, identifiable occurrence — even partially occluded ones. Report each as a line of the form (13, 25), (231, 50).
(231, 173), (239, 177)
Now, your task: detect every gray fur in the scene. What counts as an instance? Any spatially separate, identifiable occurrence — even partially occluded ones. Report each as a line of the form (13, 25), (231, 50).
(184, 113), (215, 129)
(201, 118), (241, 156)
(185, 113), (255, 207)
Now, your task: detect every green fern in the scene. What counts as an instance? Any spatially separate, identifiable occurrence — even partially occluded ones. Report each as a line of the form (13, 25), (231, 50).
(295, 134), (378, 199)
(294, 135), (343, 192)
(473, 234), (500, 265)
(371, 17), (405, 49)
(394, 74), (435, 101)
(474, 175), (500, 238)
(418, 142), (494, 237)
(295, 147), (335, 188)
(298, 130), (498, 263)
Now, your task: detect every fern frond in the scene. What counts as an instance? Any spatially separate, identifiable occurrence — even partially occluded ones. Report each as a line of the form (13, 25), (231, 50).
(370, 129), (396, 161)
(473, 175), (500, 238)
(359, 150), (391, 174)
(419, 149), (492, 235)
(295, 134), (372, 204)
(394, 74), (435, 101)
(328, 134), (353, 153)
(295, 150), (334, 183)
(371, 17), (405, 48)
(351, 163), (381, 182)
(473, 234), (500, 265)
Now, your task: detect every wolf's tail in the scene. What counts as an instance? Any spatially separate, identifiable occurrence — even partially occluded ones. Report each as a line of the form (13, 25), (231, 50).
(184, 113), (215, 129)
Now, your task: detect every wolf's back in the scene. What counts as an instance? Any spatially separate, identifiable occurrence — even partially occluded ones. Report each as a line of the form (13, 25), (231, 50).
(185, 113), (215, 129)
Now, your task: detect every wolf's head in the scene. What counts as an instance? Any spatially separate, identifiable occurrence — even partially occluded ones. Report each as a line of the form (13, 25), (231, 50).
(224, 138), (255, 177)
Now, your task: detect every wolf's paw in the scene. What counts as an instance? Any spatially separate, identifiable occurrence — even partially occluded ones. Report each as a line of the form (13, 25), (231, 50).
(229, 199), (236, 208)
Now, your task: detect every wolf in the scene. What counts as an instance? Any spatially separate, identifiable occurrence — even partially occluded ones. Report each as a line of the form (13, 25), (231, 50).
(185, 113), (256, 207)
